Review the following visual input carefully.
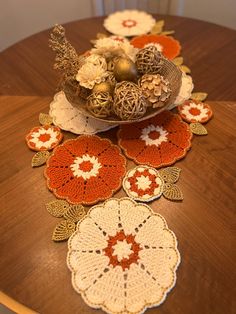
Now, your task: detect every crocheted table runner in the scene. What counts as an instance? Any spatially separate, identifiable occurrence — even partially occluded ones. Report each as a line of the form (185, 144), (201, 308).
(49, 91), (118, 135)
(45, 135), (126, 205)
(118, 110), (192, 168)
(67, 198), (180, 314)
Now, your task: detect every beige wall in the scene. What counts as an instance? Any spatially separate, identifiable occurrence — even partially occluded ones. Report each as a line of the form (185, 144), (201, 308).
(170, 0), (236, 29)
(1, 0), (93, 51)
(1, 0), (235, 51)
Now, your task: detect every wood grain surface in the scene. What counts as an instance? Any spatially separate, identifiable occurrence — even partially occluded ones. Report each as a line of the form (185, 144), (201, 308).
(0, 15), (236, 314)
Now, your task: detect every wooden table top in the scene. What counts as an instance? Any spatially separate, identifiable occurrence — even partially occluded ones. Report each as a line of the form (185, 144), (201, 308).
(0, 15), (235, 314)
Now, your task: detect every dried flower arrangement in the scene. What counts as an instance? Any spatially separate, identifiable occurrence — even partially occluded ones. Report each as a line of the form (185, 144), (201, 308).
(49, 24), (192, 123)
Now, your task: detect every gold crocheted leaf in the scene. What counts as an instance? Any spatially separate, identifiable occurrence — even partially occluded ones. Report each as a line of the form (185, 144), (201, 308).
(52, 220), (76, 242)
(190, 92), (208, 102)
(63, 205), (86, 222)
(150, 20), (165, 34)
(90, 32), (108, 44)
(159, 167), (181, 184)
(96, 32), (108, 39)
(163, 183), (183, 201)
(32, 151), (50, 167)
(180, 65), (191, 74)
(160, 30), (175, 36)
(190, 123), (208, 135)
(39, 113), (53, 125)
(45, 200), (70, 217)
(172, 57), (184, 66)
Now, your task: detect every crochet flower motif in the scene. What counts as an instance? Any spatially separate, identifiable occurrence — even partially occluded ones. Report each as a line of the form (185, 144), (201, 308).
(103, 10), (156, 37)
(178, 100), (213, 123)
(131, 34), (181, 60)
(45, 135), (126, 205)
(25, 125), (63, 151)
(123, 166), (164, 202)
(67, 198), (180, 314)
(118, 110), (192, 168)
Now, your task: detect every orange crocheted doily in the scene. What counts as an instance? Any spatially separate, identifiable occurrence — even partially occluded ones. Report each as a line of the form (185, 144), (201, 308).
(45, 135), (126, 205)
(178, 100), (213, 123)
(130, 34), (181, 60)
(25, 125), (63, 151)
(118, 110), (192, 168)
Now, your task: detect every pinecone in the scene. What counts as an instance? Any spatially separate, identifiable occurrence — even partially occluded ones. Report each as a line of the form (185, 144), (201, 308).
(135, 45), (164, 75)
(139, 74), (171, 108)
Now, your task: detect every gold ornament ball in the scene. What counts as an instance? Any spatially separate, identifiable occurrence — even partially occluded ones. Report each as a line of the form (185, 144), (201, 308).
(93, 81), (114, 95)
(113, 58), (138, 82)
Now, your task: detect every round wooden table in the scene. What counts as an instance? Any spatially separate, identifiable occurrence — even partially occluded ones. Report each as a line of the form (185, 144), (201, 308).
(0, 15), (235, 314)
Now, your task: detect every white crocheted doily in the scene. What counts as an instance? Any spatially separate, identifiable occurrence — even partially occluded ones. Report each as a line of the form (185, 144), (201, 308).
(67, 198), (180, 314)
(49, 91), (117, 135)
(173, 72), (194, 107)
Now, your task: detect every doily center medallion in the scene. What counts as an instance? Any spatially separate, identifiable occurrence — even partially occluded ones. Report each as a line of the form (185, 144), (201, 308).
(67, 198), (180, 314)
(45, 135), (126, 205)
(104, 230), (142, 270)
(122, 19), (137, 28)
(118, 110), (192, 168)
(140, 125), (168, 147)
(70, 154), (102, 180)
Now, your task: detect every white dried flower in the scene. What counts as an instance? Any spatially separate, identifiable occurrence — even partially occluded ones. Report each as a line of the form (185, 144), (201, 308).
(91, 37), (138, 62)
(85, 54), (107, 70)
(76, 62), (109, 89)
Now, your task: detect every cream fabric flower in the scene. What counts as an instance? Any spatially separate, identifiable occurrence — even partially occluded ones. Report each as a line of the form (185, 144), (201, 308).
(91, 37), (138, 62)
(76, 53), (108, 89)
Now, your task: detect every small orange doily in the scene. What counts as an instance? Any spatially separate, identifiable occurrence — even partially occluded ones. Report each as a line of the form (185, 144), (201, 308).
(130, 34), (181, 60)
(178, 100), (213, 123)
(25, 125), (63, 151)
(118, 110), (192, 168)
(123, 166), (164, 202)
(44, 135), (126, 205)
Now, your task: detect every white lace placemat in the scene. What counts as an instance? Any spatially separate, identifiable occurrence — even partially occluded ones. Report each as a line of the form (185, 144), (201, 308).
(49, 91), (118, 135)
(67, 197), (180, 314)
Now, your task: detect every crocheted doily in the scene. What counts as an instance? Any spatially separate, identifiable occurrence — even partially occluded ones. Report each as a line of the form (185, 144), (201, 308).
(67, 198), (180, 314)
(178, 99), (213, 123)
(49, 91), (117, 134)
(123, 166), (164, 202)
(44, 135), (126, 205)
(118, 110), (192, 168)
(25, 125), (63, 151)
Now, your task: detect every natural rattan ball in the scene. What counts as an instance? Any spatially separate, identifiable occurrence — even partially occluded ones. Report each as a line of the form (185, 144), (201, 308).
(113, 81), (148, 120)
(87, 92), (113, 118)
(135, 45), (164, 75)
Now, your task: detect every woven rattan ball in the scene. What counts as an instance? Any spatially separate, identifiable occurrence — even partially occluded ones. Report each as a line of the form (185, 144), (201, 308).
(87, 92), (113, 118)
(113, 81), (148, 120)
(135, 45), (164, 75)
